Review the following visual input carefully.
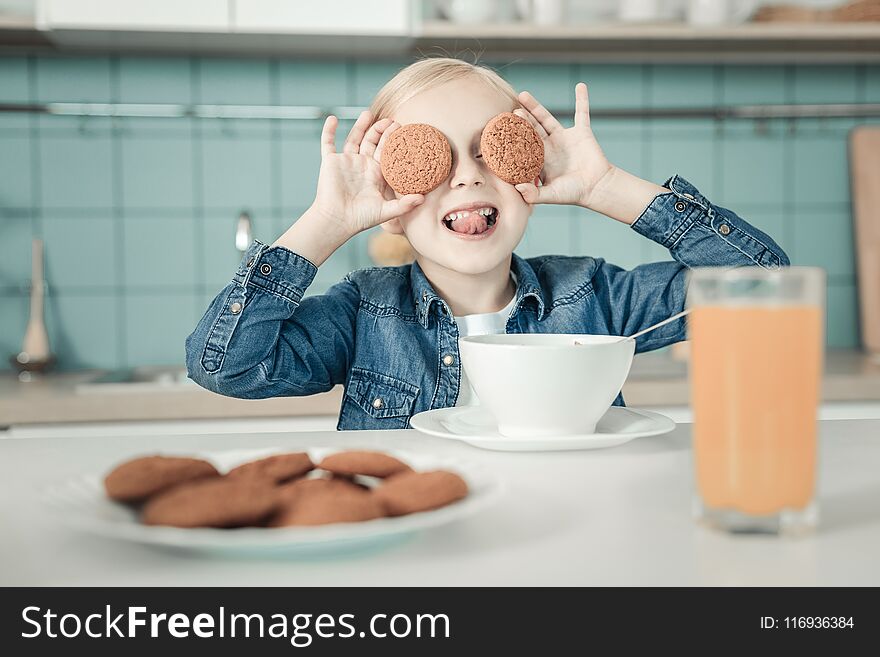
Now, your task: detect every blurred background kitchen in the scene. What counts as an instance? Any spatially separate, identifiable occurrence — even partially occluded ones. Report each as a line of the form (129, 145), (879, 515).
(2, 0), (879, 432)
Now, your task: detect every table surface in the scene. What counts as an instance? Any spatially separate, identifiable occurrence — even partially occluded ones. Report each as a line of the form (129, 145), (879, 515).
(2, 419), (879, 586)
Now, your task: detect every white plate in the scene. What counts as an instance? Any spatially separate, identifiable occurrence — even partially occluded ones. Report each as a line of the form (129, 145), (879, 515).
(41, 447), (502, 557)
(410, 406), (675, 451)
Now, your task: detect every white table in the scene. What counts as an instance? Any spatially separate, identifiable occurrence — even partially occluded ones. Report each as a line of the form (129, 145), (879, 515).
(2, 419), (879, 586)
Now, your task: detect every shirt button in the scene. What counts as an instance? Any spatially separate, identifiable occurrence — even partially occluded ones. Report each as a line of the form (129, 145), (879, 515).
(372, 398), (384, 409)
(443, 354), (455, 366)
(260, 263), (272, 275)
(230, 302), (242, 314)
(719, 224), (731, 235)
(674, 201), (687, 212)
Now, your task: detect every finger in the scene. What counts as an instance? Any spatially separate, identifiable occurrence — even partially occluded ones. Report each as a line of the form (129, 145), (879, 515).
(513, 108), (548, 140)
(518, 90), (564, 135)
(378, 193), (424, 222)
(374, 121), (400, 163)
(574, 82), (591, 129)
(321, 115), (338, 157)
(360, 118), (393, 159)
(381, 181), (397, 202)
(343, 110), (373, 155)
(515, 182), (561, 205)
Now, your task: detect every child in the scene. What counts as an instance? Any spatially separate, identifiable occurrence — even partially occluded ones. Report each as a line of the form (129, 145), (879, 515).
(185, 58), (789, 430)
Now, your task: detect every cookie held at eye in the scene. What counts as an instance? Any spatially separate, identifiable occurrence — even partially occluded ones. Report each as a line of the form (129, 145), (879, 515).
(380, 123), (452, 196)
(142, 478), (280, 528)
(317, 450), (413, 479)
(226, 452), (314, 484)
(104, 455), (221, 503)
(480, 112), (544, 185)
(374, 470), (469, 516)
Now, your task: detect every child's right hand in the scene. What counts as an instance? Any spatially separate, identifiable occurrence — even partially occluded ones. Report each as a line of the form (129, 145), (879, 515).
(309, 111), (425, 238)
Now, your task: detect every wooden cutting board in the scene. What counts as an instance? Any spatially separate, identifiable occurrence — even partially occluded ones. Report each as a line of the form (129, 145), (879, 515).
(850, 127), (880, 356)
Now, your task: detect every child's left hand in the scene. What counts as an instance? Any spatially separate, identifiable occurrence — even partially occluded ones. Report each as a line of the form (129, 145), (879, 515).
(513, 83), (614, 209)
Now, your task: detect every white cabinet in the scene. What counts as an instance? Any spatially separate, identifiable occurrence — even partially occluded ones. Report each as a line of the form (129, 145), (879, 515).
(36, 0), (413, 34)
(37, 0), (231, 31)
(233, 0), (412, 35)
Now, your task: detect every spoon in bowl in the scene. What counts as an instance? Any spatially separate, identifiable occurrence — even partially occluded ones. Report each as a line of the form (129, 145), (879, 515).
(574, 308), (692, 345)
(624, 308), (692, 342)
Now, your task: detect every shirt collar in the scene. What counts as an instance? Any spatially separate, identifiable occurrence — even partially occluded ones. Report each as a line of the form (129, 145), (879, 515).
(410, 254), (546, 329)
(510, 253), (546, 320)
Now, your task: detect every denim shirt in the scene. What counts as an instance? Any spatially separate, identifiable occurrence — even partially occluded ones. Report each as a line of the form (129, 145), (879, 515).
(185, 175), (789, 430)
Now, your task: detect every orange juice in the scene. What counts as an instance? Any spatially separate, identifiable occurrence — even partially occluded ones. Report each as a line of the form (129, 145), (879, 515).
(689, 305), (823, 516)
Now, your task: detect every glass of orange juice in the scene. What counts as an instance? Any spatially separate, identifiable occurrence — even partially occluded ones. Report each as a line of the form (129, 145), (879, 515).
(687, 266), (825, 535)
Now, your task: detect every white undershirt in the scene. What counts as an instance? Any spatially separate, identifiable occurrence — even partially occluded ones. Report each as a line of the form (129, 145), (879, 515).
(453, 284), (517, 407)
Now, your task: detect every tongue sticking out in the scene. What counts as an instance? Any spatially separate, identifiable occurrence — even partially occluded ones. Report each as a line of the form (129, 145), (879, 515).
(449, 212), (489, 235)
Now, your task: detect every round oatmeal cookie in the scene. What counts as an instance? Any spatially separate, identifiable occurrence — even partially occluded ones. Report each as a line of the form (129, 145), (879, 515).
(374, 470), (469, 516)
(268, 485), (384, 527)
(380, 123), (452, 196)
(141, 478), (279, 528)
(480, 111), (544, 185)
(104, 455), (220, 504)
(226, 452), (314, 484)
(276, 475), (368, 503)
(317, 450), (413, 479)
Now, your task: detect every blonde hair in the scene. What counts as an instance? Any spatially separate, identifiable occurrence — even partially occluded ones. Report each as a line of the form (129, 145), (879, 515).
(369, 57), (521, 121)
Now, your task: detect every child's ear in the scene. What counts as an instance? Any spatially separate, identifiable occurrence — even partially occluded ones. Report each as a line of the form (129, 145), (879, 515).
(379, 218), (405, 235)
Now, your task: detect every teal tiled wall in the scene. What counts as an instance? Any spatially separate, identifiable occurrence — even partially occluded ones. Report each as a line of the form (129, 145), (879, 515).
(1, 55), (875, 371)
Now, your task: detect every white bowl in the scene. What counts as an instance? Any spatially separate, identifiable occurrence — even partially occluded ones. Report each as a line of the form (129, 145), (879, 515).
(458, 334), (635, 437)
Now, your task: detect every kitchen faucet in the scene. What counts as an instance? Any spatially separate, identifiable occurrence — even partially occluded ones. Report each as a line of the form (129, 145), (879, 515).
(235, 210), (252, 253)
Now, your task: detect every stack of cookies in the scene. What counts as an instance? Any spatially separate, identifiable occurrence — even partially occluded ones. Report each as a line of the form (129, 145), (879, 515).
(103, 450), (468, 529)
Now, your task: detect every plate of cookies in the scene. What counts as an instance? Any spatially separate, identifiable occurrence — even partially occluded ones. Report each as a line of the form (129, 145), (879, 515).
(42, 448), (501, 556)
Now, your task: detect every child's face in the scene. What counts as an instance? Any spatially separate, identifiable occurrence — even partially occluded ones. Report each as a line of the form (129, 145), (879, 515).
(386, 77), (533, 276)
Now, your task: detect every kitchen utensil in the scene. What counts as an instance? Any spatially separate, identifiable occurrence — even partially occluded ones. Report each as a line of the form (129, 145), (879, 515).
(687, 0), (757, 25)
(572, 309), (690, 346)
(459, 334), (635, 437)
(440, 0), (498, 23)
(235, 210), (252, 252)
(42, 446), (502, 557)
(531, 0), (566, 25)
(687, 266), (825, 535)
(618, 0), (661, 22)
(850, 126), (880, 357)
(11, 238), (55, 379)
(410, 405), (675, 451)
(622, 308), (692, 342)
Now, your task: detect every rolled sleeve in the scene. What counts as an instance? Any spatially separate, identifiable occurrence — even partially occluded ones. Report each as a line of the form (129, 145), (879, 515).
(631, 175), (789, 270)
(186, 239), (358, 401)
(196, 241), (318, 374)
(592, 175), (791, 355)
(232, 240), (318, 304)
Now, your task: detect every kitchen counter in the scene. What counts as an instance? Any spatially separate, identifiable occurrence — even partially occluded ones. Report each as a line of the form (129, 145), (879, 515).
(2, 349), (879, 426)
(0, 370), (342, 426)
(1, 418), (878, 586)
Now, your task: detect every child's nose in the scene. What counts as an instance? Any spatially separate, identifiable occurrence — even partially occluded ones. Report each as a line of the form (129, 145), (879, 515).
(450, 155), (485, 188)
